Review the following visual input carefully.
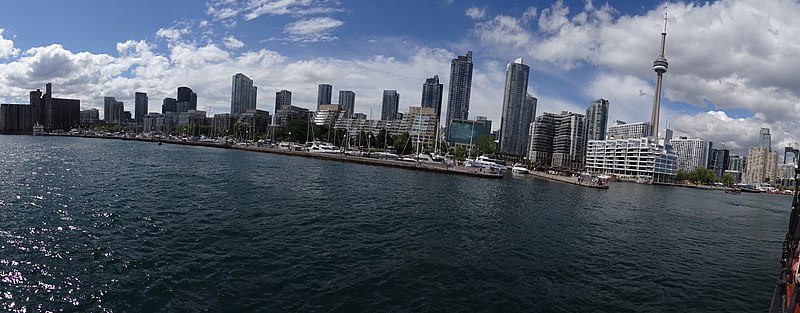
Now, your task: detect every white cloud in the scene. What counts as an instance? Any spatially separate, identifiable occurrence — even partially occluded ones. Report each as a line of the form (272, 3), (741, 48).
(284, 17), (344, 42)
(223, 35), (245, 49)
(466, 6), (486, 20)
(243, 0), (344, 20)
(0, 29), (20, 58)
(155, 26), (190, 43)
(470, 0), (800, 151)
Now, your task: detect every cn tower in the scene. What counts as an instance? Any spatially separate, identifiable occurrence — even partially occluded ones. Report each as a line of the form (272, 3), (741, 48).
(650, 8), (669, 141)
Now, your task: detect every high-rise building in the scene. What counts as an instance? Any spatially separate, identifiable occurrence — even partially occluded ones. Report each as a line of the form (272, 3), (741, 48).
(177, 86), (196, 112)
(709, 148), (730, 179)
(276, 90), (292, 109)
(445, 51), (474, 144)
(135, 92), (148, 123)
(162, 98), (177, 114)
(527, 111), (586, 169)
(79, 108), (100, 125)
(607, 121), (652, 139)
(586, 137), (677, 182)
(231, 73), (257, 115)
(103, 97), (125, 124)
(317, 84), (332, 110)
(339, 91), (355, 119)
(499, 58), (534, 157)
(381, 90), (400, 120)
(744, 145), (779, 184)
(421, 75), (443, 120)
(669, 137), (710, 172)
(586, 99), (609, 141)
(760, 127), (771, 151)
(649, 9), (669, 140)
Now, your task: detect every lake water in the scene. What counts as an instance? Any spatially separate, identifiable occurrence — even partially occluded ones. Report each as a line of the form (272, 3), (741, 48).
(0, 135), (790, 312)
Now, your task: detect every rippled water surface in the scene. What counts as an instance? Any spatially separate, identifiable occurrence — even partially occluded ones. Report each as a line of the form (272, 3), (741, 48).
(0, 136), (790, 312)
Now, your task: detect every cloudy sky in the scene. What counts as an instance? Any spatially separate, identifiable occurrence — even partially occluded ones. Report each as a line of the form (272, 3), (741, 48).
(0, 0), (797, 155)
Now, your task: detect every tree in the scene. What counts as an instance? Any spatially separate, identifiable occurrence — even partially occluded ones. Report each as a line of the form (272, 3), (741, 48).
(376, 129), (387, 149)
(475, 134), (495, 155)
(394, 132), (413, 155)
(687, 167), (716, 185)
(721, 172), (735, 187)
(454, 146), (468, 160)
(676, 170), (689, 181)
(285, 119), (308, 142)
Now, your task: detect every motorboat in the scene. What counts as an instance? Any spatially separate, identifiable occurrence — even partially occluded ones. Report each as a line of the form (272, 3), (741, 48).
(308, 142), (341, 154)
(511, 163), (529, 174)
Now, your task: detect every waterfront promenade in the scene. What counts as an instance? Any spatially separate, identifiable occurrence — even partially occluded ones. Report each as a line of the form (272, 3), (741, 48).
(54, 134), (503, 179)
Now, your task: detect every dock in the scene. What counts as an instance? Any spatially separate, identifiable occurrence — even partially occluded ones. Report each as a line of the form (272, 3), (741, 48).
(526, 170), (609, 189)
(53, 134), (503, 179)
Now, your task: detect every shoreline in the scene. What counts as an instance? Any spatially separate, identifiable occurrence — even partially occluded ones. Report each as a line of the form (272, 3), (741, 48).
(47, 134), (504, 179)
(525, 170), (610, 189)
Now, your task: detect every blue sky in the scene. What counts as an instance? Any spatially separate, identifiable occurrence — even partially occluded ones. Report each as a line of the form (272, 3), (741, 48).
(0, 0), (798, 154)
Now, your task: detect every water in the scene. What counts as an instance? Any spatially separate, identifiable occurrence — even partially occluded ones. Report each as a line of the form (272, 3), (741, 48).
(0, 136), (789, 312)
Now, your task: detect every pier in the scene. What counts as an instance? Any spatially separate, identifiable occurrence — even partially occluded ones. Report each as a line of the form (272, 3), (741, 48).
(526, 170), (609, 189)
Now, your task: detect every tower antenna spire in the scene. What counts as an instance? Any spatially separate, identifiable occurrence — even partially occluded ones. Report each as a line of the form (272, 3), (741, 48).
(650, 4), (670, 141)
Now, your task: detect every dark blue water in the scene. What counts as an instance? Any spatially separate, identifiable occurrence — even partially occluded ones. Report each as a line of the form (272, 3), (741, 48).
(0, 136), (789, 312)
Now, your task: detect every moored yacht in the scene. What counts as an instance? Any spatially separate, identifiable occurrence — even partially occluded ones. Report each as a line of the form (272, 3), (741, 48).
(32, 123), (44, 136)
(511, 163), (529, 174)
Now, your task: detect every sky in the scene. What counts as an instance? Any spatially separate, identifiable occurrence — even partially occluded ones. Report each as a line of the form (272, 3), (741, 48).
(0, 0), (798, 156)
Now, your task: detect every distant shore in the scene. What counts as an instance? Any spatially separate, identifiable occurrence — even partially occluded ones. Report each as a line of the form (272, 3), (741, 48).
(46, 134), (504, 179)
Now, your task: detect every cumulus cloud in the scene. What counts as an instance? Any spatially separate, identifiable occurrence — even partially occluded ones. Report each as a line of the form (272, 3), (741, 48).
(0, 29), (19, 59)
(284, 17), (344, 42)
(223, 35), (245, 49)
(466, 6), (487, 20)
(155, 26), (190, 43)
(470, 0), (800, 151)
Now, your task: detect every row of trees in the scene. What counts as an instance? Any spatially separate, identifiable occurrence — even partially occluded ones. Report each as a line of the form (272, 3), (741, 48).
(676, 167), (735, 186)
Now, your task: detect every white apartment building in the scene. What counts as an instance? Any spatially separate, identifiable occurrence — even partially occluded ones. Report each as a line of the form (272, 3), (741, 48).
(585, 137), (677, 183)
(606, 121), (652, 139)
(669, 137), (710, 172)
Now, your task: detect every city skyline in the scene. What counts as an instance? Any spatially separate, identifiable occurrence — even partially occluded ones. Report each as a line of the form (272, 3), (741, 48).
(0, 0), (796, 154)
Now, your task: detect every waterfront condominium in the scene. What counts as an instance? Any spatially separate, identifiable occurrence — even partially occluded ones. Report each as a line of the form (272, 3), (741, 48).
(744, 145), (778, 184)
(585, 99), (609, 141)
(134, 92), (148, 123)
(381, 90), (400, 120)
(317, 84), (332, 110)
(421, 75), (443, 124)
(669, 137), (710, 172)
(445, 51), (473, 144)
(104, 97), (125, 124)
(499, 58), (536, 157)
(586, 137), (677, 182)
(231, 73), (257, 115)
(527, 111), (586, 169)
(339, 90), (355, 119)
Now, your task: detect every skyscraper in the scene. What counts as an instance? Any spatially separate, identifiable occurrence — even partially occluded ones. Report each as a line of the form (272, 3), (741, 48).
(669, 137), (710, 172)
(650, 9), (669, 140)
(177, 87), (197, 112)
(586, 99), (609, 140)
(231, 73), (257, 115)
(499, 58), (533, 156)
(421, 75), (443, 120)
(527, 111), (586, 169)
(338, 90), (355, 119)
(381, 90), (400, 120)
(317, 84), (332, 110)
(445, 51), (473, 143)
(135, 92), (148, 123)
(103, 97), (124, 124)
(276, 90), (292, 110)
(162, 98), (177, 114)
(760, 127), (771, 151)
